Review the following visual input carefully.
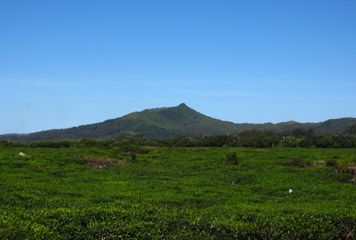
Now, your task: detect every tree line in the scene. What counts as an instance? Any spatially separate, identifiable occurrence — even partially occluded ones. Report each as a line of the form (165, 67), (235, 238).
(1, 126), (356, 148)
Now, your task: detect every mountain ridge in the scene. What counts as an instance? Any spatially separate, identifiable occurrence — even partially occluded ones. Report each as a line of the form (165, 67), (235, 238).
(1, 103), (355, 142)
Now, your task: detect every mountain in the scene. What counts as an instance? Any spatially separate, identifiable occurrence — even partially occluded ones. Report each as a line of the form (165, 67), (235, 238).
(1, 103), (356, 142)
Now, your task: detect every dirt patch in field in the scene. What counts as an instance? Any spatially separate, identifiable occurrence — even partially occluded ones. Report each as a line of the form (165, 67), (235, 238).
(335, 166), (356, 183)
(284, 159), (328, 168)
(335, 166), (356, 173)
(284, 158), (312, 168)
(312, 160), (326, 167)
(87, 158), (124, 169)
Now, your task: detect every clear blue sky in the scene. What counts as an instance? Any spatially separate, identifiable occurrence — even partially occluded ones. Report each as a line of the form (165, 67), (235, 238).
(1, 0), (356, 134)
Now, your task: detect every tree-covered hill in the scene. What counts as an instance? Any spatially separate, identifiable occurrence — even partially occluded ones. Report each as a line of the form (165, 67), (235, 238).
(1, 103), (355, 141)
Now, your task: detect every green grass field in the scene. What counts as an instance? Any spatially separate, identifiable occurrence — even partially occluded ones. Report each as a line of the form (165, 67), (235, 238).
(1, 146), (356, 239)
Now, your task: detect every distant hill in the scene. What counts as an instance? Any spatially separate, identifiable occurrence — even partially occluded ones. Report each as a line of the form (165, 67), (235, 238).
(1, 103), (355, 142)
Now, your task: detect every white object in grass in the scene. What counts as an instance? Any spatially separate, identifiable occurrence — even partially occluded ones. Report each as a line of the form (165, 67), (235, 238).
(288, 189), (293, 194)
(18, 152), (26, 157)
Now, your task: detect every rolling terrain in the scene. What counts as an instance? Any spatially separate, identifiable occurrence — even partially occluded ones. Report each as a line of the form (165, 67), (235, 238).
(1, 146), (356, 239)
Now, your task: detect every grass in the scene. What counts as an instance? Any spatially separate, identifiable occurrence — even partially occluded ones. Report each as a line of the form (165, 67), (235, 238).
(0, 146), (356, 239)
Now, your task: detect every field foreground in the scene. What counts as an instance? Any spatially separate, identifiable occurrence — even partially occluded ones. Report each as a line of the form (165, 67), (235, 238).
(0, 146), (356, 239)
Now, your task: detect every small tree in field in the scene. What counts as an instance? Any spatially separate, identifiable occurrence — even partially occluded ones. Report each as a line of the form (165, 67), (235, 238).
(129, 152), (137, 162)
(225, 152), (239, 165)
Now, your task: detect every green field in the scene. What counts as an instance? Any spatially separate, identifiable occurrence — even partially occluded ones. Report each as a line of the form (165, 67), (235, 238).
(1, 146), (356, 239)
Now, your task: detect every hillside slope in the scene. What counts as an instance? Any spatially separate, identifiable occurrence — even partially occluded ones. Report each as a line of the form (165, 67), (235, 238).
(1, 103), (355, 141)
(1, 103), (239, 141)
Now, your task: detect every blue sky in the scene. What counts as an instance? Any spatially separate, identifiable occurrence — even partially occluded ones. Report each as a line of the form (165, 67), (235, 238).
(1, 0), (356, 134)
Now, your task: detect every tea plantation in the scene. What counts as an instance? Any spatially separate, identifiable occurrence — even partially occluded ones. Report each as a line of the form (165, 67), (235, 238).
(1, 146), (355, 239)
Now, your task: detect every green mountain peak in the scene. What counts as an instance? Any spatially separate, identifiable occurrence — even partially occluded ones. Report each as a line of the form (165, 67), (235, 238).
(1, 104), (355, 141)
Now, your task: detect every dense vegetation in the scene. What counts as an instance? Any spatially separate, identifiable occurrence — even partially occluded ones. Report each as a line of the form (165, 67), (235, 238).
(156, 129), (356, 148)
(1, 144), (356, 239)
(2, 126), (356, 149)
(1, 104), (355, 141)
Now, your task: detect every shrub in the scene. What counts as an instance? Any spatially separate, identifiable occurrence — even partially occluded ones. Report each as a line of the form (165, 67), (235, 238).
(287, 158), (311, 168)
(129, 152), (137, 162)
(29, 141), (72, 148)
(326, 159), (338, 167)
(0, 140), (9, 148)
(115, 144), (150, 154)
(113, 144), (150, 162)
(224, 152), (239, 165)
(79, 138), (99, 147)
